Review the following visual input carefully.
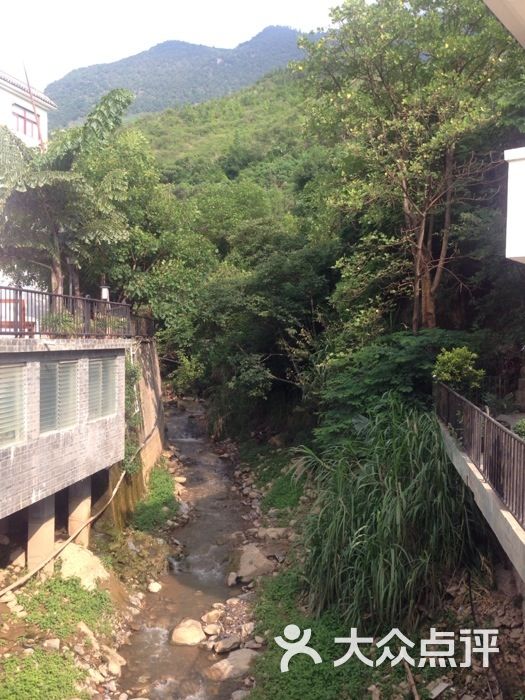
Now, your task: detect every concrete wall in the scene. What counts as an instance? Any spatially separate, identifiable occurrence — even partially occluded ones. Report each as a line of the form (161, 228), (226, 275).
(135, 339), (165, 476)
(0, 338), (129, 519)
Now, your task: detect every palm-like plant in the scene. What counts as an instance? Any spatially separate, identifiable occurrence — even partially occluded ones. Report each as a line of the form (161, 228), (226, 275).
(0, 89), (133, 294)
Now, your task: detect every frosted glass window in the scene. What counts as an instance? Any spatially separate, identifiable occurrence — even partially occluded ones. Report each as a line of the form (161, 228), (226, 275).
(40, 361), (78, 433)
(0, 364), (25, 447)
(89, 357), (116, 419)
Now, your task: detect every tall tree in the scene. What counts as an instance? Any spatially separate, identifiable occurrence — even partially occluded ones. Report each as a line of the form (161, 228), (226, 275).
(301, 0), (525, 330)
(0, 90), (133, 294)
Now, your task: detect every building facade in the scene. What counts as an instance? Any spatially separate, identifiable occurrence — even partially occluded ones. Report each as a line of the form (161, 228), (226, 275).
(0, 70), (57, 147)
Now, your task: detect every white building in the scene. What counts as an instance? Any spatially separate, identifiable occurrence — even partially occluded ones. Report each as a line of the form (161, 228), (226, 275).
(482, 1), (525, 262)
(0, 70), (57, 148)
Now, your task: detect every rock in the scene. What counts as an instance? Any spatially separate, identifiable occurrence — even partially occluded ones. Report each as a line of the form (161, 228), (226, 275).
(201, 609), (223, 624)
(427, 679), (453, 699)
(240, 622), (255, 639)
(174, 476), (187, 484)
(227, 572), (238, 587)
(118, 695), (129, 700)
(244, 640), (262, 649)
(203, 624), (221, 636)
(0, 591), (16, 604)
(234, 544), (273, 583)
(77, 621), (100, 651)
(206, 649), (260, 681)
(101, 645), (127, 669)
(169, 618), (206, 646)
(88, 668), (105, 684)
(254, 635), (264, 644)
(257, 527), (288, 541)
(147, 581), (162, 593)
(23, 648), (35, 655)
(231, 691), (250, 700)
(43, 638), (60, 651)
(58, 542), (110, 591)
(215, 634), (241, 654)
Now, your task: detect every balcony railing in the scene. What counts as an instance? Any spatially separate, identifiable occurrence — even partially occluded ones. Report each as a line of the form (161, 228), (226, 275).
(0, 286), (154, 338)
(435, 382), (525, 527)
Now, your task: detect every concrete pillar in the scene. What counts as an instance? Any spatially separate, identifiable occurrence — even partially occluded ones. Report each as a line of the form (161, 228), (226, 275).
(27, 495), (55, 574)
(68, 478), (92, 547)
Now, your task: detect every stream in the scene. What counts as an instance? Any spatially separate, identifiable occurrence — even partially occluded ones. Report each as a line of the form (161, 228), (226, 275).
(120, 399), (250, 700)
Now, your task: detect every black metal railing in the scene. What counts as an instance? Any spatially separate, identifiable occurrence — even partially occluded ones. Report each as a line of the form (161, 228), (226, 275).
(435, 382), (525, 527)
(0, 286), (153, 338)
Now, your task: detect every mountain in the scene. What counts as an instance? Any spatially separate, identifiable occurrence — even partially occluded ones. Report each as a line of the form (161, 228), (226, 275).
(46, 26), (310, 129)
(134, 70), (306, 184)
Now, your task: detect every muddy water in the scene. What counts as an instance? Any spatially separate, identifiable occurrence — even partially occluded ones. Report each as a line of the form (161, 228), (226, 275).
(120, 400), (249, 700)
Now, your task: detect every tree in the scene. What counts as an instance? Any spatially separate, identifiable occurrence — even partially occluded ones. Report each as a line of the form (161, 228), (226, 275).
(0, 90), (133, 294)
(301, 0), (525, 330)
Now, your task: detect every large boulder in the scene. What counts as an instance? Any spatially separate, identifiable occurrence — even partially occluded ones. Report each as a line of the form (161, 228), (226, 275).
(58, 543), (110, 591)
(232, 544), (273, 583)
(206, 649), (260, 681)
(169, 618), (206, 646)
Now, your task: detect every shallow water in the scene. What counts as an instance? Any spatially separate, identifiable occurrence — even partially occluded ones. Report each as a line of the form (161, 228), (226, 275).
(120, 400), (248, 700)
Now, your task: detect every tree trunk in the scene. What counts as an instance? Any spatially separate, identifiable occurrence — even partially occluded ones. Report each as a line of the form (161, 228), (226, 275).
(421, 255), (436, 328)
(50, 258), (64, 296)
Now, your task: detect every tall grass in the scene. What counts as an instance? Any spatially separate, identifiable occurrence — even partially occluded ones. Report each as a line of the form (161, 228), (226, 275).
(298, 393), (480, 633)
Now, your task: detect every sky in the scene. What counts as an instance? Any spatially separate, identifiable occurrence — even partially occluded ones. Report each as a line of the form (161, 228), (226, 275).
(1, 0), (336, 91)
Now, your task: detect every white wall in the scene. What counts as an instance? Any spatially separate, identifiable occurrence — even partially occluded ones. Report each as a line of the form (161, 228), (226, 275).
(505, 147), (525, 264)
(0, 84), (49, 147)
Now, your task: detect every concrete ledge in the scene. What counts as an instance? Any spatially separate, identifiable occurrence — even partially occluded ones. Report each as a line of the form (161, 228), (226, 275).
(439, 421), (525, 584)
(0, 337), (132, 354)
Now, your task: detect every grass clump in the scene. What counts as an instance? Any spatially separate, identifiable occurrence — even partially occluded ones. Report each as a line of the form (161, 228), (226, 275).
(19, 576), (113, 638)
(239, 440), (304, 512)
(251, 570), (409, 700)
(0, 650), (85, 700)
(299, 393), (481, 633)
(132, 461), (179, 531)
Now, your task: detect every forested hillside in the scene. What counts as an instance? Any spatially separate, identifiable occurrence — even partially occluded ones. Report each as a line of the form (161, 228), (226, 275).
(46, 26), (308, 128)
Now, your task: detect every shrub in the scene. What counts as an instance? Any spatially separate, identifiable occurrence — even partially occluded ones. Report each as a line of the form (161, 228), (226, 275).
(513, 418), (525, 440)
(433, 346), (485, 395)
(298, 394), (482, 632)
(316, 329), (481, 447)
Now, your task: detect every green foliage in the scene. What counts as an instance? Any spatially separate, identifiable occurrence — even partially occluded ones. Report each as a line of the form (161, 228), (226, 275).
(0, 649), (85, 700)
(299, 395), (481, 632)
(46, 28), (306, 128)
(19, 575), (113, 638)
(433, 346), (485, 394)
(40, 310), (82, 336)
(251, 570), (407, 700)
(136, 71), (306, 184)
(123, 355), (142, 474)
(132, 462), (179, 531)
(316, 330), (481, 446)
(513, 419), (525, 440)
(301, 0), (525, 331)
